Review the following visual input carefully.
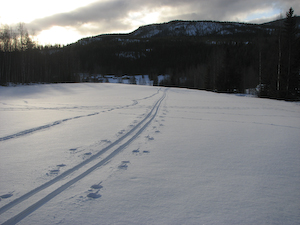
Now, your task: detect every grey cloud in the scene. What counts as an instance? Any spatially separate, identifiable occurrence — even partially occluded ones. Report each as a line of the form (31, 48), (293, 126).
(28, 1), (131, 30)
(26, 0), (299, 36)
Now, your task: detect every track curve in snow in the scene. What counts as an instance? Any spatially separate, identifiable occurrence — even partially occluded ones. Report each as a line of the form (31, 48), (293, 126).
(0, 89), (167, 225)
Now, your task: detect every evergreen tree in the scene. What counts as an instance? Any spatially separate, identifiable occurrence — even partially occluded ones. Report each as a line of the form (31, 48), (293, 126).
(283, 7), (299, 99)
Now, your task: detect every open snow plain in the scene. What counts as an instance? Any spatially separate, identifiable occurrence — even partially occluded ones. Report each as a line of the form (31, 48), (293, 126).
(0, 83), (299, 225)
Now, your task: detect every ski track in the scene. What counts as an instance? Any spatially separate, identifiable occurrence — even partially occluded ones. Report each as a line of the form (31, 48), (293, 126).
(0, 89), (161, 142)
(0, 114), (98, 142)
(0, 89), (167, 225)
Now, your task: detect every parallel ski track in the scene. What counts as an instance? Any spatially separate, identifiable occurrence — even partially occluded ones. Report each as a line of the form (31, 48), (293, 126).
(0, 88), (161, 142)
(0, 89), (167, 225)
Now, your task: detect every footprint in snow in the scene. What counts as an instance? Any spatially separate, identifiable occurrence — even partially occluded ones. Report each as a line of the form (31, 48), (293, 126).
(146, 135), (154, 140)
(132, 149), (140, 153)
(49, 169), (60, 174)
(57, 164), (66, 167)
(118, 164), (128, 169)
(87, 192), (101, 199)
(118, 130), (125, 135)
(0, 193), (13, 199)
(118, 161), (130, 169)
(87, 183), (103, 199)
(90, 184), (103, 189)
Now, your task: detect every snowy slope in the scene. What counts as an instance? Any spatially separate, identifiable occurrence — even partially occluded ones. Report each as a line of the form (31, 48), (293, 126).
(123, 20), (269, 39)
(131, 21), (225, 38)
(80, 20), (276, 45)
(0, 83), (299, 225)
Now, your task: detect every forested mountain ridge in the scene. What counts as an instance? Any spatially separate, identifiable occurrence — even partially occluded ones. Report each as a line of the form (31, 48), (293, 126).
(1, 10), (300, 100)
(73, 16), (300, 99)
(131, 20), (268, 38)
(79, 18), (299, 43)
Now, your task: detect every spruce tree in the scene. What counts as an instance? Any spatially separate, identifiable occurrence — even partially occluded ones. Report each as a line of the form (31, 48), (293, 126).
(283, 7), (299, 99)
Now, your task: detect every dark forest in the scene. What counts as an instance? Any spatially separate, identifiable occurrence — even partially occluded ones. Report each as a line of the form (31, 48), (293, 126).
(1, 8), (299, 100)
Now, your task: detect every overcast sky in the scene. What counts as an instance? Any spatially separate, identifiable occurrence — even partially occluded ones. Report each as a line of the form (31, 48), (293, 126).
(0, 0), (298, 45)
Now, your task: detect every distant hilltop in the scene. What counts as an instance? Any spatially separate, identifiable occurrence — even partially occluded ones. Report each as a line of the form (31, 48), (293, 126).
(79, 17), (300, 43)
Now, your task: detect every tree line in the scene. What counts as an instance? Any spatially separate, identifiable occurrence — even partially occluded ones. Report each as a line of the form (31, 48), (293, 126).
(156, 8), (299, 100)
(1, 8), (299, 100)
(0, 23), (78, 84)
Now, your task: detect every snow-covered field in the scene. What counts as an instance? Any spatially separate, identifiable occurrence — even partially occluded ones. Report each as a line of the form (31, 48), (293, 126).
(0, 83), (299, 225)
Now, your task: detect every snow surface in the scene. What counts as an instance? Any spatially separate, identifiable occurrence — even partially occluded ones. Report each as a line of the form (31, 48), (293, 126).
(0, 83), (299, 225)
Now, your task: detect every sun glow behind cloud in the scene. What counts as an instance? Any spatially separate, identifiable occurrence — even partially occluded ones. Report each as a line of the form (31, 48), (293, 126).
(1, 0), (297, 46)
(126, 10), (161, 27)
(35, 26), (82, 46)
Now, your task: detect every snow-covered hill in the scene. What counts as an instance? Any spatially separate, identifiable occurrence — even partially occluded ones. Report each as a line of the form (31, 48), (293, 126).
(0, 83), (299, 224)
(79, 19), (285, 45)
(129, 20), (269, 38)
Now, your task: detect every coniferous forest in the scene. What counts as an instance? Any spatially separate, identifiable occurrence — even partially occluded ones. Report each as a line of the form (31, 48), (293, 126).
(1, 8), (299, 100)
